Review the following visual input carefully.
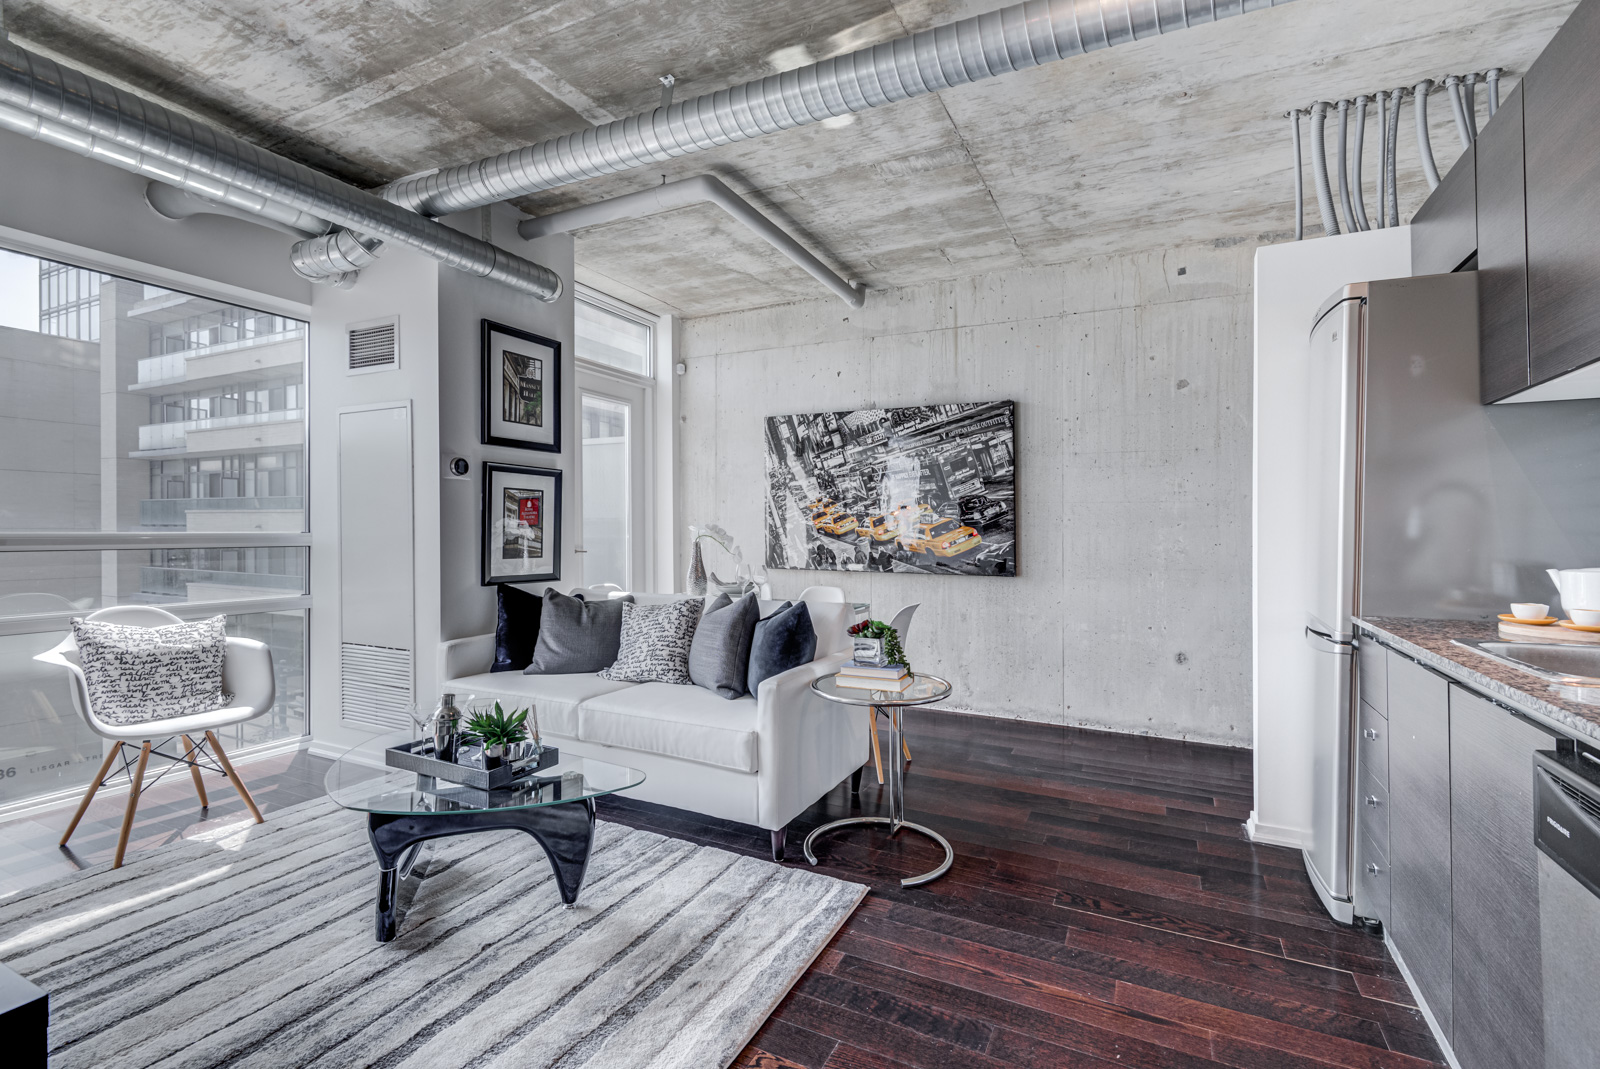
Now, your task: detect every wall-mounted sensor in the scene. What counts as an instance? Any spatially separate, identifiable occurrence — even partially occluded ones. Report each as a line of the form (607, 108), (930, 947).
(444, 456), (471, 480)
(675, 361), (687, 376)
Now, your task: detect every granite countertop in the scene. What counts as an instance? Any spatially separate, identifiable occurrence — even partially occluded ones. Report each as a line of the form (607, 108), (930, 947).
(1356, 617), (1600, 744)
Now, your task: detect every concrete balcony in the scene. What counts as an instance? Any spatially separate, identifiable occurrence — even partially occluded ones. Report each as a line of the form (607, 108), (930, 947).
(140, 497), (304, 528)
(133, 409), (303, 457)
(139, 566), (304, 601)
(133, 329), (305, 391)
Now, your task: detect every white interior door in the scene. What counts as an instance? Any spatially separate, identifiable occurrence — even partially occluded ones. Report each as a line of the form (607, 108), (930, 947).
(577, 372), (648, 590)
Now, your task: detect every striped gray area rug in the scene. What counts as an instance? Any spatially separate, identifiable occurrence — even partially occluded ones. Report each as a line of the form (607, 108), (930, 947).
(0, 797), (866, 1068)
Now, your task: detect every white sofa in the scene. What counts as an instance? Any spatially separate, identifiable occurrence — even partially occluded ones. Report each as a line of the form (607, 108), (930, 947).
(439, 590), (868, 859)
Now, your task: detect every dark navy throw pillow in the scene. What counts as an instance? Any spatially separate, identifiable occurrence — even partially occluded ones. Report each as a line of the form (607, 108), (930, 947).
(491, 584), (542, 673)
(746, 601), (816, 695)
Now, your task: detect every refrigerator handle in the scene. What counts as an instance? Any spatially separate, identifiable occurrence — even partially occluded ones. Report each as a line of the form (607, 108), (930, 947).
(1305, 625), (1355, 653)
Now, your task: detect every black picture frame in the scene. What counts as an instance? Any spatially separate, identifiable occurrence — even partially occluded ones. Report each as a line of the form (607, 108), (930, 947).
(482, 462), (562, 585)
(482, 319), (561, 453)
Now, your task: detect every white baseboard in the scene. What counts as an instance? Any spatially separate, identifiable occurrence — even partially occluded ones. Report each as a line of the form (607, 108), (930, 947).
(306, 740), (388, 768)
(1245, 812), (1306, 848)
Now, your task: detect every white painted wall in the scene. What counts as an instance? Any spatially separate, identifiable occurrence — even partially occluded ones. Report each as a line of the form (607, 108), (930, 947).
(679, 243), (1257, 743)
(306, 248), (443, 755)
(436, 208), (577, 643)
(1248, 229), (1412, 848)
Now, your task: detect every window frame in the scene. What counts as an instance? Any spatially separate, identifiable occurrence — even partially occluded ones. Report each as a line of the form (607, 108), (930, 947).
(0, 233), (314, 816)
(574, 283), (658, 386)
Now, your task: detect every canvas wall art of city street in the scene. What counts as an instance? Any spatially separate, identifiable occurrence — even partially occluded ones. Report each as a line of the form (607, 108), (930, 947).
(765, 401), (1016, 576)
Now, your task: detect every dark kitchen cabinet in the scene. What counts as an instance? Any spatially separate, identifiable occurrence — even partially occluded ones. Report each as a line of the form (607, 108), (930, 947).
(1386, 650), (1453, 1040)
(1476, 84), (1531, 403)
(1524, 0), (1600, 385)
(1410, 143), (1476, 277)
(1449, 685), (1551, 1069)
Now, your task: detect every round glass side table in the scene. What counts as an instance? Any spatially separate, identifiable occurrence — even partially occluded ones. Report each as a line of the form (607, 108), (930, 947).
(805, 672), (954, 887)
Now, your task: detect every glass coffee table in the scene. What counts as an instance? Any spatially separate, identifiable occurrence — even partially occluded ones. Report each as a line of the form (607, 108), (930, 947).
(326, 753), (644, 941)
(805, 673), (954, 887)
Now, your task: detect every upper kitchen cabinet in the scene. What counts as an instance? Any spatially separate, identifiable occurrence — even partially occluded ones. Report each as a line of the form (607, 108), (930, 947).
(1410, 144), (1477, 277)
(1524, 0), (1600, 386)
(1476, 84), (1531, 404)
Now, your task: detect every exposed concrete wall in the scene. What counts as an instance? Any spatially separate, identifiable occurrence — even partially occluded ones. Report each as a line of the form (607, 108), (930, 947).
(678, 242), (1255, 744)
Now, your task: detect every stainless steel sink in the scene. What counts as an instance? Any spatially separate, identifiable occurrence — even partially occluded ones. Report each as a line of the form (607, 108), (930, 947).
(1454, 640), (1600, 685)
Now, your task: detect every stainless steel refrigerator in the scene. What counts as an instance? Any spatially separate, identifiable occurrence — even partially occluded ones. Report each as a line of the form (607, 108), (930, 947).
(1301, 272), (1486, 923)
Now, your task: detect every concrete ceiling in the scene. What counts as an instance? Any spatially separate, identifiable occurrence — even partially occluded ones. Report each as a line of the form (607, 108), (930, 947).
(5, 0), (1579, 317)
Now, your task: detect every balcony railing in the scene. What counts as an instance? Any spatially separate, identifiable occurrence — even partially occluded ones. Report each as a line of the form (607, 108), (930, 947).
(140, 497), (305, 527)
(137, 408), (304, 451)
(135, 328), (306, 384)
(139, 566), (306, 598)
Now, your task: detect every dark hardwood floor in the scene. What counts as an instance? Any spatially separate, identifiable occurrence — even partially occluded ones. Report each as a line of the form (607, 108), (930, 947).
(599, 711), (1444, 1069)
(0, 713), (1442, 1069)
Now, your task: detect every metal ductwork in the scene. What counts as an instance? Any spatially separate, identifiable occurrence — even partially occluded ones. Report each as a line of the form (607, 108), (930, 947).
(519, 174), (863, 307)
(385, 0), (1299, 217)
(0, 39), (562, 301)
(290, 229), (385, 288)
(144, 180), (331, 239)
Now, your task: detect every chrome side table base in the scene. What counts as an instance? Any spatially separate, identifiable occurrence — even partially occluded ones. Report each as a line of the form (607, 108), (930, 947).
(803, 816), (954, 887)
(802, 697), (953, 887)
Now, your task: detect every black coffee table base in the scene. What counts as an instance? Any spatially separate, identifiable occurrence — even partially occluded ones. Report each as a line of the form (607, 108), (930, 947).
(365, 797), (596, 942)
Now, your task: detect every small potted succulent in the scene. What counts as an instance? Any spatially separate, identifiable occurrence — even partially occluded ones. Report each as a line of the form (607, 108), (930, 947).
(464, 701), (529, 767)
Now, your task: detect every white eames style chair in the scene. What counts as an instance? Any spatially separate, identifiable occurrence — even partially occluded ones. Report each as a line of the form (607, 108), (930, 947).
(36, 606), (276, 867)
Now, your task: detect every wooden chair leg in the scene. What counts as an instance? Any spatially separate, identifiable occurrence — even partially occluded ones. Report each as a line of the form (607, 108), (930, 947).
(61, 742), (122, 847)
(901, 734), (912, 763)
(180, 734), (209, 809)
(868, 709), (884, 785)
(113, 742), (152, 869)
(206, 730), (263, 824)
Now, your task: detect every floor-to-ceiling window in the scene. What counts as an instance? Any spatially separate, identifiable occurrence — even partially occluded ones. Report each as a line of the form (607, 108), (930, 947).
(574, 288), (655, 590)
(0, 246), (310, 810)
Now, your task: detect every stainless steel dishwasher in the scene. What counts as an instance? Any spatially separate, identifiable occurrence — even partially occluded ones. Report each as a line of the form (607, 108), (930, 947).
(1534, 747), (1600, 1069)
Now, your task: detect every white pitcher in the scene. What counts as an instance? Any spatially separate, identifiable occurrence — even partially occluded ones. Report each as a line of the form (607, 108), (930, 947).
(1547, 568), (1600, 613)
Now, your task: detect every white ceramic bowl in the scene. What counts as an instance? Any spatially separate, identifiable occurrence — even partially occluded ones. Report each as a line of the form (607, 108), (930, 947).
(1570, 608), (1600, 627)
(1510, 603), (1550, 620)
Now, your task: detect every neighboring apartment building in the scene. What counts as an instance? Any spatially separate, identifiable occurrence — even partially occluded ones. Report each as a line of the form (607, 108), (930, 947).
(0, 256), (308, 807)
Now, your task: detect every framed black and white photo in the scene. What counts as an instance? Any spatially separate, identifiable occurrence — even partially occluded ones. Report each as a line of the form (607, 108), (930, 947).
(482, 320), (561, 452)
(765, 400), (1016, 577)
(482, 462), (562, 585)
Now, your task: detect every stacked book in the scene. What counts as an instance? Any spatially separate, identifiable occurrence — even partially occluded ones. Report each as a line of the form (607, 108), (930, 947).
(836, 662), (912, 692)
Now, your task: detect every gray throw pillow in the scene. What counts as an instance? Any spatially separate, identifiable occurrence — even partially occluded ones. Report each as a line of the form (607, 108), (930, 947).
(689, 592), (760, 699)
(746, 601), (816, 695)
(72, 614), (232, 724)
(600, 599), (704, 684)
(525, 590), (635, 674)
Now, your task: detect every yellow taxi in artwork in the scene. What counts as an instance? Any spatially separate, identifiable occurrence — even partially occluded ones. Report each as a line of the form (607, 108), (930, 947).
(809, 500), (837, 526)
(862, 513), (900, 542)
(902, 516), (982, 557)
(817, 510), (860, 536)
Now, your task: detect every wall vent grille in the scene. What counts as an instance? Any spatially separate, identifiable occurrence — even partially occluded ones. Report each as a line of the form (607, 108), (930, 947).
(340, 642), (413, 730)
(347, 318), (399, 374)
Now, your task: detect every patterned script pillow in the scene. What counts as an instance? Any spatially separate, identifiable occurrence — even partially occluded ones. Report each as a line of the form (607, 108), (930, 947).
(598, 599), (703, 685)
(72, 615), (232, 725)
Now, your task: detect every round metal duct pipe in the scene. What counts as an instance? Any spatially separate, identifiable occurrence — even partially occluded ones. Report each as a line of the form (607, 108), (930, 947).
(144, 180), (332, 239)
(0, 40), (562, 301)
(385, 0), (1300, 216)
